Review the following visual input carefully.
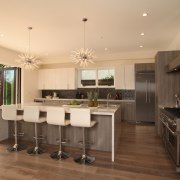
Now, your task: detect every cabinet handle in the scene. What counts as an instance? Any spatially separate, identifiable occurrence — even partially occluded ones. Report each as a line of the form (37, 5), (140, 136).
(146, 80), (148, 103)
(149, 80), (151, 103)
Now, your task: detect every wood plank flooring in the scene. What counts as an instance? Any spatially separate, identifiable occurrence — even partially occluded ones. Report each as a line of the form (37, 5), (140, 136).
(0, 122), (180, 180)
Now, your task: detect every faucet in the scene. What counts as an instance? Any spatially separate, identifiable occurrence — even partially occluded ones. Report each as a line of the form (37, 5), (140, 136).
(175, 93), (180, 108)
(107, 93), (112, 107)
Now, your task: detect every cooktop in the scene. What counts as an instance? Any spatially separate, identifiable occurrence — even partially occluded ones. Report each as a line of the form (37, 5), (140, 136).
(163, 107), (180, 118)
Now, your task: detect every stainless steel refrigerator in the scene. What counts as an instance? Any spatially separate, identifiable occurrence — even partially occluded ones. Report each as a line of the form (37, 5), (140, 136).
(135, 71), (155, 122)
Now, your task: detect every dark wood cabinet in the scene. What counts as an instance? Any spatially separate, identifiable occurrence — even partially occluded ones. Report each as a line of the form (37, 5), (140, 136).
(155, 50), (180, 134)
(120, 102), (135, 122)
(135, 63), (155, 72)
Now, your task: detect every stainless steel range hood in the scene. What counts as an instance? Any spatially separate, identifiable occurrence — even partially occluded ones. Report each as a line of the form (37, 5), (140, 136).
(167, 55), (180, 72)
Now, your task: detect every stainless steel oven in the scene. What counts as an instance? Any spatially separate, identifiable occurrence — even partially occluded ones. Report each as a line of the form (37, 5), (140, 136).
(160, 108), (180, 171)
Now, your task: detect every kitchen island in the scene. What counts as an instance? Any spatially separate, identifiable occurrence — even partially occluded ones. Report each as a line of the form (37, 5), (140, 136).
(2, 103), (121, 162)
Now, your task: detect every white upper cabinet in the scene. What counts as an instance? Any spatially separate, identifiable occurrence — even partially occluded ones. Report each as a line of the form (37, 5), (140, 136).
(38, 69), (55, 89)
(38, 68), (76, 90)
(115, 65), (124, 89)
(115, 64), (135, 90)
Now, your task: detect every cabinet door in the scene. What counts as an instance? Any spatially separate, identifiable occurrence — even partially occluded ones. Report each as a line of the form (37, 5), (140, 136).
(38, 68), (76, 90)
(115, 65), (125, 89)
(53, 69), (62, 89)
(115, 65), (135, 89)
(38, 69), (56, 90)
(135, 63), (155, 72)
(124, 64), (135, 89)
(44, 69), (56, 89)
(121, 102), (135, 122)
(67, 68), (76, 89)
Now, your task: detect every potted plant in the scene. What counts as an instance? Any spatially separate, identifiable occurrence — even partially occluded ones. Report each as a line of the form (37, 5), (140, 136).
(87, 92), (94, 107)
(93, 92), (98, 107)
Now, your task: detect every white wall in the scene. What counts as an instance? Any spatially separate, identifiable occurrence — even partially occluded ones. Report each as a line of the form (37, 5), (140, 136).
(0, 46), (18, 65)
(0, 46), (40, 103)
(167, 33), (180, 50)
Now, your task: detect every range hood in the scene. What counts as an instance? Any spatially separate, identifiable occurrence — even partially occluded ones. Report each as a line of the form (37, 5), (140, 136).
(166, 55), (180, 72)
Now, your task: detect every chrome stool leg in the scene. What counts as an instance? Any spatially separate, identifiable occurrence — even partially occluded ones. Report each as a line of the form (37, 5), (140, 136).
(50, 126), (70, 160)
(7, 120), (26, 152)
(27, 123), (45, 155)
(74, 128), (95, 164)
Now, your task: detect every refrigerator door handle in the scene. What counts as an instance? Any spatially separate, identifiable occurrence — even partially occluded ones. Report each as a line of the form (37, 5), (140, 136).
(146, 80), (148, 103)
(149, 80), (151, 103)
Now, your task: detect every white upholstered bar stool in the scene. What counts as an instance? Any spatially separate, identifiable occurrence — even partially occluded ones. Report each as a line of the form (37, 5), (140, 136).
(70, 108), (96, 164)
(23, 106), (46, 155)
(46, 107), (70, 160)
(1, 105), (25, 152)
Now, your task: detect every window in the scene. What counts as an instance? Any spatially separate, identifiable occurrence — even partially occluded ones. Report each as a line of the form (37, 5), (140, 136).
(98, 69), (114, 86)
(0, 66), (21, 105)
(80, 69), (96, 86)
(78, 68), (114, 87)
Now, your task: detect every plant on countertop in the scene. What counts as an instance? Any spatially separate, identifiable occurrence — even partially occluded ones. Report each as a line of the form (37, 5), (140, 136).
(87, 91), (94, 107)
(94, 92), (98, 100)
(68, 100), (81, 105)
(87, 91), (99, 107)
(93, 92), (98, 107)
(87, 91), (93, 100)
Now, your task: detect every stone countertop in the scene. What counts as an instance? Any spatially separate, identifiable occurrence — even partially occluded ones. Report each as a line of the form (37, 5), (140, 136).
(9, 102), (119, 115)
(34, 98), (135, 103)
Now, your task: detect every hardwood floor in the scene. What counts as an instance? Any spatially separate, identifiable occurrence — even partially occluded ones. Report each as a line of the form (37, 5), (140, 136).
(0, 122), (180, 180)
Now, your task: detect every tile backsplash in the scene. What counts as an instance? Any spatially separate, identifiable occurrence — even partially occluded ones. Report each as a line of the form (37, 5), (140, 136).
(42, 88), (135, 100)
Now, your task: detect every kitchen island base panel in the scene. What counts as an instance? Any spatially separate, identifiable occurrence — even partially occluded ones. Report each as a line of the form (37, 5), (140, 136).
(8, 115), (112, 152)
(7, 106), (121, 162)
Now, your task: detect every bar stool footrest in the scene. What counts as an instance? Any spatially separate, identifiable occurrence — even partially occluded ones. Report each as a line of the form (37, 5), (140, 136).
(33, 136), (45, 140)
(27, 147), (45, 155)
(50, 151), (70, 160)
(74, 154), (95, 164)
(7, 144), (26, 152)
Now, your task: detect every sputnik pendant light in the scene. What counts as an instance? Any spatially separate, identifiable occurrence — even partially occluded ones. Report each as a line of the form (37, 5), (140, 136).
(72, 18), (95, 67)
(17, 27), (41, 70)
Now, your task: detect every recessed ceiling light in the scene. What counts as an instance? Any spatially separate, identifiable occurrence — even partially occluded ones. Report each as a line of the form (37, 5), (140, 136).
(140, 32), (145, 36)
(139, 45), (143, 48)
(0, 33), (4, 37)
(105, 48), (108, 51)
(142, 13), (148, 17)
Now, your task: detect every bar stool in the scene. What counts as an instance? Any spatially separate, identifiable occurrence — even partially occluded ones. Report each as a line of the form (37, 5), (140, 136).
(70, 108), (96, 164)
(46, 107), (70, 160)
(1, 104), (25, 152)
(23, 106), (46, 155)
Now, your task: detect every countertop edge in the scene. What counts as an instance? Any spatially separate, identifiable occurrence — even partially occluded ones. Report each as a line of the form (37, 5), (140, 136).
(34, 98), (135, 103)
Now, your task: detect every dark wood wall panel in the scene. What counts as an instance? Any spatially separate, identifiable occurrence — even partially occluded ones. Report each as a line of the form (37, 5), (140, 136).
(155, 50), (180, 134)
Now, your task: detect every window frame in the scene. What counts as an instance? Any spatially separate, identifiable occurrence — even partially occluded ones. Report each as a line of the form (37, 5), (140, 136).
(78, 67), (115, 88)
(0, 67), (21, 105)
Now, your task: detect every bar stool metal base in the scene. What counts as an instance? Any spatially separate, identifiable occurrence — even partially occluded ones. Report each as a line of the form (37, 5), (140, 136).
(27, 147), (45, 155)
(7, 144), (26, 152)
(50, 151), (70, 160)
(74, 154), (95, 165)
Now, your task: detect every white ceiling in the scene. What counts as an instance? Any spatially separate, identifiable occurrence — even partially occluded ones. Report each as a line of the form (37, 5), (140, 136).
(0, 0), (180, 64)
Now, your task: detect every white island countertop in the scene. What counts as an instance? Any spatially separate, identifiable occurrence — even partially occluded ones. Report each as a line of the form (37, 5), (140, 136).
(15, 102), (120, 115)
